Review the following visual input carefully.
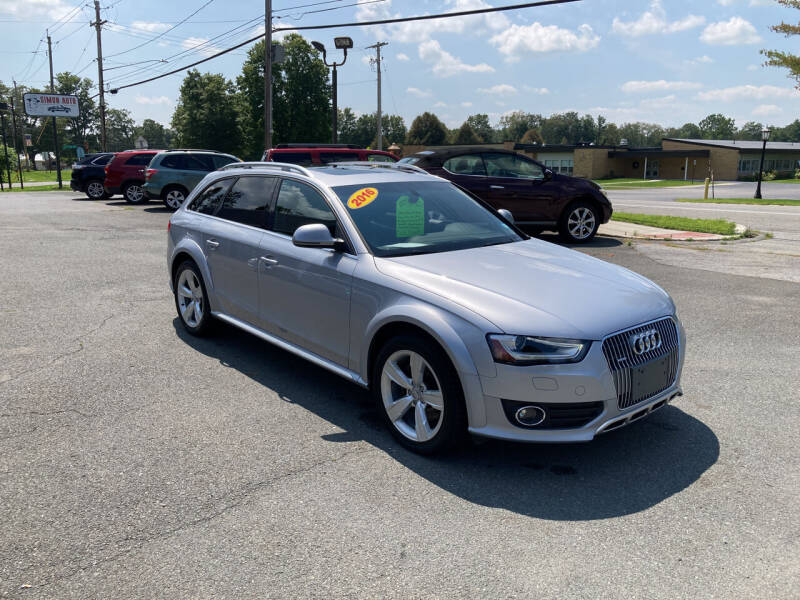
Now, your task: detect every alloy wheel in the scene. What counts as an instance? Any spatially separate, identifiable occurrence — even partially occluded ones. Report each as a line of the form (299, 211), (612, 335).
(165, 189), (185, 209)
(176, 269), (204, 328)
(380, 350), (444, 442)
(126, 184), (144, 203)
(87, 181), (105, 199)
(567, 206), (596, 240)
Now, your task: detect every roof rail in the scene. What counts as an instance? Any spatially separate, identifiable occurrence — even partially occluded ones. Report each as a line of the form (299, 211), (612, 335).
(164, 148), (224, 153)
(217, 161), (314, 178)
(327, 161), (429, 175)
(274, 143), (361, 149)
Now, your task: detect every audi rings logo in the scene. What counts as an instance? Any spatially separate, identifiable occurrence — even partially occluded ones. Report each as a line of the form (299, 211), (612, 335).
(630, 329), (662, 355)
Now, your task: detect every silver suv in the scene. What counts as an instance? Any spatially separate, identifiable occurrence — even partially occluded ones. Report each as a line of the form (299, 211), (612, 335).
(167, 162), (685, 454)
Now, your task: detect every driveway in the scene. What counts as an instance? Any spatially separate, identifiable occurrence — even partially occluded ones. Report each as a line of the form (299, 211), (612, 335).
(1, 192), (798, 598)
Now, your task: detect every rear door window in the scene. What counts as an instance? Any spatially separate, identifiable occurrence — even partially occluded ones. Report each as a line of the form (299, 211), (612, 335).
(272, 179), (337, 236)
(272, 152), (313, 166)
(482, 153), (543, 180)
(185, 154), (214, 171)
(216, 176), (276, 228)
(443, 154), (487, 176)
(188, 178), (234, 215)
(160, 154), (186, 170)
(125, 154), (154, 166)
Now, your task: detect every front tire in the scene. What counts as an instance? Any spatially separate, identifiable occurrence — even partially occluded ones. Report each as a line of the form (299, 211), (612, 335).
(163, 186), (188, 211)
(559, 201), (600, 243)
(123, 182), (147, 204)
(173, 261), (212, 336)
(372, 334), (467, 455)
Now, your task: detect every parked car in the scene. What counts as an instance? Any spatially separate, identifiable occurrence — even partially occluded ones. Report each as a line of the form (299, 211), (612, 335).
(167, 161), (684, 455)
(400, 147), (612, 243)
(70, 152), (115, 199)
(104, 150), (162, 204)
(262, 144), (398, 166)
(143, 149), (241, 210)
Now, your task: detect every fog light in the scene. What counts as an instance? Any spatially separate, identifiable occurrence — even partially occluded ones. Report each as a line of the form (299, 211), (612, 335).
(515, 405), (546, 427)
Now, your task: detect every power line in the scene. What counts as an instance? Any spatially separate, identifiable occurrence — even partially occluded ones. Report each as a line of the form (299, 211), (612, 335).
(275, 0), (385, 21)
(108, 0), (581, 92)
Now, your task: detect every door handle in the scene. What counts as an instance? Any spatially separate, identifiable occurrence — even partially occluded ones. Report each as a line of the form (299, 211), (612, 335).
(260, 255), (279, 267)
(490, 185), (505, 189)
(206, 239), (220, 249)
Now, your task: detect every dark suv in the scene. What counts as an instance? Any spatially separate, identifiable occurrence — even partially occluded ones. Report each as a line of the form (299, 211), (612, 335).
(104, 150), (162, 204)
(401, 147), (612, 242)
(70, 152), (115, 199)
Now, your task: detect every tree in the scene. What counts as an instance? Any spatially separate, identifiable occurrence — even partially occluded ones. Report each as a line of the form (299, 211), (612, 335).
(172, 69), (242, 155)
(738, 121), (764, 141)
(465, 114), (495, 143)
(55, 72), (96, 149)
(406, 112), (448, 145)
(769, 119), (800, 141)
(699, 113), (736, 139)
(337, 107), (358, 144)
(453, 122), (481, 144)
(676, 122), (702, 139)
(599, 122), (621, 146)
(135, 119), (168, 149)
(337, 111), (406, 148)
(105, 108), (136, 151)
(499, 111), (542, 142)
(762, 0), (800, 88)
(520, 128), (543, 145)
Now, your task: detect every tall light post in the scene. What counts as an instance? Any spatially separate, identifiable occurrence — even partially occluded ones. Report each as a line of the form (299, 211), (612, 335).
(754, 127), (771, 200)
(312, 37), (352, 144)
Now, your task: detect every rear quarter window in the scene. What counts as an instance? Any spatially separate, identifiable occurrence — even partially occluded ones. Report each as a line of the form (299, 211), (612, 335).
(271, 152), (313, 167)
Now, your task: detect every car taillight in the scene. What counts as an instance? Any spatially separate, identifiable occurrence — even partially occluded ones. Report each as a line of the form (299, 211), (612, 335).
(104, 166), (109, 174)
(146, 168), (157, 181)
(167, 220), (171, 232)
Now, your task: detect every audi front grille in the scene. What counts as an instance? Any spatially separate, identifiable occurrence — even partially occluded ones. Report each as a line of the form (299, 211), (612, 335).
(601, 317), (680, 409)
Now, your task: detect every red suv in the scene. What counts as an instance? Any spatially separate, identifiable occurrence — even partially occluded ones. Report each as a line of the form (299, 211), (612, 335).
(104, 150), (162, 204)
(262, 144), (397, 166)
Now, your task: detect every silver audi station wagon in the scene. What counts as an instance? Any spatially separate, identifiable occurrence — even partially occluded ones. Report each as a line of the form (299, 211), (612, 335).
(167, 162), (685, 454)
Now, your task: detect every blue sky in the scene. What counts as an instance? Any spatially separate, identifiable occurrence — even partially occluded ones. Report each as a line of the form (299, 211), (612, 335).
(1, 0), (798, 132)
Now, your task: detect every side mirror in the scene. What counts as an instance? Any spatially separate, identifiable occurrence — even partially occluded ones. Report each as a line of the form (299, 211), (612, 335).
(497, 208), (514, 224)
(544, 169), (553, 180)
(292, 223), (343, 249)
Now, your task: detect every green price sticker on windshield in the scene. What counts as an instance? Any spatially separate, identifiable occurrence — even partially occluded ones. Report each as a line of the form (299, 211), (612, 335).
(396, 196), (425, 238)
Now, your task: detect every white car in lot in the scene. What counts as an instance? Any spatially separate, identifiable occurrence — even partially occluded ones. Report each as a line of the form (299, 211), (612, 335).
(167, 161), (685, 454)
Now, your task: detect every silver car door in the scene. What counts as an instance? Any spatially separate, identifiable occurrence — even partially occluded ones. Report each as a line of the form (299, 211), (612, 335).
(257, 178), (356, 367)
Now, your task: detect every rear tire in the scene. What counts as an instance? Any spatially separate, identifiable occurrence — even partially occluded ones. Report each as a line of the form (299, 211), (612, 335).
(559, 201), (600, 243)
(173, 260), (213, 336)
(163, 185), (188, 211)
(85, 179), (106, 200)
(122, 182), (147, 204)
(372, 333), (467, 455)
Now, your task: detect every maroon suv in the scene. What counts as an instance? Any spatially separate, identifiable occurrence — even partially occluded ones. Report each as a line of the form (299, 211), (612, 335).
(104, 150), (162, 204)
(401, 147), (612, 243)
(262, 144), (398, 166)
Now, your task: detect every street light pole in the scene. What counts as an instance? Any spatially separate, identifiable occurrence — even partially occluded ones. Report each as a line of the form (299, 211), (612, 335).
(312, 38), (352, 145)
(754, 128), (771, 200)
(264, 0), (272, 153)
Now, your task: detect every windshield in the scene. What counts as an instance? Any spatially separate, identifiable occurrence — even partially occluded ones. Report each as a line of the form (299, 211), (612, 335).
(332, 180), (522, 257)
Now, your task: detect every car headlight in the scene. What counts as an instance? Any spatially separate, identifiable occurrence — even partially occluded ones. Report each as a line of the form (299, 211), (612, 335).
(487, 334), (590, 365)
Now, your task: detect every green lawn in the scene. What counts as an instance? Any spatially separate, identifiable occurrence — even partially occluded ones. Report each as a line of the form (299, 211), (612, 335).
(3, 169), (72, 183)
(1, 184), (64, 192)
(770, 179), (800, 184)
(594, 178), (701, 189)
(612, 212), (737, 235)
(677, 198), (800, 206)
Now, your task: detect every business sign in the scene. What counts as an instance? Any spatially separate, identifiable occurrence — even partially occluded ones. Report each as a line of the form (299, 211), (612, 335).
(23, 93), (80, 118)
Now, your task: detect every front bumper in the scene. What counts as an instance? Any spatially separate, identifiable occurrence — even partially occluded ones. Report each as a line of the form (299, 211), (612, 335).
(464, 318), (685, 442)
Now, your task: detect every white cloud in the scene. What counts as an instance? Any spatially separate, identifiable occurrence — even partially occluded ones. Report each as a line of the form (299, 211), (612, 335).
(418, 40), (494, 77)
(717, 0), (772, 6)
(700, 17), (761, 45)
(406, 87), (432, 98)
(523, 86), (550, 95)
(478, 84), (518, 95)
(621, 80), (703, 93)
(685, 55), (714, 65)
(697, 85), (798, 101)
(181, 37), (222, 57)
(130, 21), (170, 33)
(747, 64), (759, 71)
(752, 104), (782, 117)
(461, 101), (472, 107)
(395, 53), (410, 61)
(135, 95), (171, 105)
(0, 0), (73, 19)
(490, 23), (599, 60)
(360, 0), (510, 44)
(434, 101), (447, 108)
(612, 1), (705, 37)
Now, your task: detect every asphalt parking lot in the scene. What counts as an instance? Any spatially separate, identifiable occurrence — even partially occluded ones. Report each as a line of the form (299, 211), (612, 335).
(1, 191), (798, 598)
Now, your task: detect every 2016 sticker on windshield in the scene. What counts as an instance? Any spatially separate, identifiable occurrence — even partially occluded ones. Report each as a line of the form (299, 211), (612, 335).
(347, 187), (379, 209)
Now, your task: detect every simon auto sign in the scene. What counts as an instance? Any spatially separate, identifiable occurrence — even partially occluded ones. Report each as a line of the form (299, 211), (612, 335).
(23, 93), (80, 118)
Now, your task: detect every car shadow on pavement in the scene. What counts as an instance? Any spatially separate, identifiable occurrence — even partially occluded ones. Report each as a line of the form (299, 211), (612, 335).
(174, 318), (719, 522)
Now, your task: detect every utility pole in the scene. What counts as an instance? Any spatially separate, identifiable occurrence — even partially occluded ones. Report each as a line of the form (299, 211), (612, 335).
(10, 82), (24, 188)
(367, 42), (388, 150)
(0, 103), (10, 190)
(264, 0), (272, 153)
(92, 0), (107, 152)
(46, 31), (63, 189)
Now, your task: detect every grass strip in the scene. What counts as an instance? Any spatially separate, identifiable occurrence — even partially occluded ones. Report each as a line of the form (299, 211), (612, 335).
(612, 212), (737, 235)
(676, 198), (800, 207)
(594, 178), (700, 189)
(1, 184), (64, 192)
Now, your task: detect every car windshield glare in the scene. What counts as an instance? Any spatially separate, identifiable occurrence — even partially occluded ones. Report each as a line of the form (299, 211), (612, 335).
(332, 181), (521, 257)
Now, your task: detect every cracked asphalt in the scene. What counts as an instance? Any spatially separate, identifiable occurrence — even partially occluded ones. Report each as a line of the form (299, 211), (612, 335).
(1, 192), (798, 599)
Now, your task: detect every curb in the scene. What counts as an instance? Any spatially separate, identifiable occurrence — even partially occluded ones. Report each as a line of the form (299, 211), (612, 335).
(598, 221), (749, 241)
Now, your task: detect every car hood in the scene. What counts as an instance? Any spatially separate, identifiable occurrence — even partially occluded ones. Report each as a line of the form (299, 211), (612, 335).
(375, 239), (674, 340)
